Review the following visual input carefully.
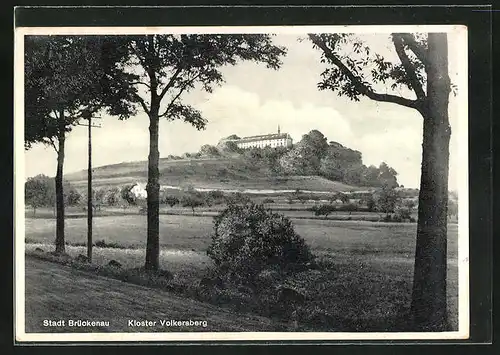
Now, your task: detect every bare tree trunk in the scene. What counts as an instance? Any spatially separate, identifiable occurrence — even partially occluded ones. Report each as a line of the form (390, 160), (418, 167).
(411, 33), (451, 331)
(54, 111), (66, 254)
(145, 103), (160, 272)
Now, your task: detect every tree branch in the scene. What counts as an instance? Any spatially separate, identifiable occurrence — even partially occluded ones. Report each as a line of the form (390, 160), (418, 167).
(71, 106), (100, 121)
(44, 136), (58, 153)
(129, 81), (151, 89)
(396, 33), (428, 66)
(391, 34), (427, 101)
(130, 42), (148, 71)
(133, 93), (150, 115)
(159, 72), (201, 118)
(51, 109), (60, 120)
(159, 86), (187, 118)
(158, 65), (183, 101)
(309, 34), (420, 111)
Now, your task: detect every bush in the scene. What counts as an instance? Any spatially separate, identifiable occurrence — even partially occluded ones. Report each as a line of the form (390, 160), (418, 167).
(382, 214), (392, 222)
(93, 240), (125, 249)
(394, 207), (410, 221)
(200, 144), (221, 157)
(120, 184), (137, 205)
(94, 240), (107, 248)
(255, 268), (283, 288)
(105, 187), (121, 206)
(162, 195), (180, 207)
(108, 260), (122, 268)
(207, 203), (315, 285)
(361, 194), (376, 212)
(224, 192), (251, 206)
(180, 193), (205, 215)
(310, 204), (337, 218)
(262, 198), (275, 204)
(217, 140), (241, 153)
(206, 190), (226, 205)
(336, 202), (359, 212)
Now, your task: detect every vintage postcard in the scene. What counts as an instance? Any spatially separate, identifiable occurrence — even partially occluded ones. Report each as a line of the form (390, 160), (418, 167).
(15, 24), (469, 342)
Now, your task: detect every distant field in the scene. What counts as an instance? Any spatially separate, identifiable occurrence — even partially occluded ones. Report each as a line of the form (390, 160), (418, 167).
(25, 214), (459, 260)
(25, 205), (394, 223)
(64, 156), (362, 192)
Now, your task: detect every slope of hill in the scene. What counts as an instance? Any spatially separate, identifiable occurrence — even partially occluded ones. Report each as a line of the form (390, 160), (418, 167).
(64, 156), (363, 193)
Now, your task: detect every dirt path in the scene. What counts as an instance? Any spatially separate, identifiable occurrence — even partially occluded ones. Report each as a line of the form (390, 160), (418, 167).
(24, 256), (281, 333)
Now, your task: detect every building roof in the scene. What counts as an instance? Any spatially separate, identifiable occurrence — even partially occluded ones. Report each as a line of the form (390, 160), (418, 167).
(232, 133), (292, 143)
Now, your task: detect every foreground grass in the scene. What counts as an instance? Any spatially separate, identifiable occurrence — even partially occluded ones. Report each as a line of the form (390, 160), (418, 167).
(24, 213), (459, 331)
(25, 256), (283, 333)
(26, 241), (458, 332)
(26, 243), (208, 284)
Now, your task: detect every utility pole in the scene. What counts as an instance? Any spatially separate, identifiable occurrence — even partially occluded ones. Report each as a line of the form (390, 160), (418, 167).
(77, 113), (101, 262)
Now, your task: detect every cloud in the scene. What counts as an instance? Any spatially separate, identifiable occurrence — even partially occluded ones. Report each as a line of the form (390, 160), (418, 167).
(351, 123), (423, 188)
(197, 85), (354, 144)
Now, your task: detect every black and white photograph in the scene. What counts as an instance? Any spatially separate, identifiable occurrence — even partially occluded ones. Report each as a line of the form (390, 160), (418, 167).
(15, 24), (469, 342)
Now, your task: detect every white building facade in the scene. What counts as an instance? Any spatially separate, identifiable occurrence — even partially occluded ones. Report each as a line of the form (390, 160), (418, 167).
(130, 182), (147, 199)
(229, 127), (293, 149)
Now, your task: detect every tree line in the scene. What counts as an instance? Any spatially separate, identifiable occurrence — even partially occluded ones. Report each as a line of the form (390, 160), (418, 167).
(175, 129), (399, 189)
(24, 176), (254, 216)
(25, 174), (80, 215)
(26, 176), (459, 223)
(245, 130), (399, 188)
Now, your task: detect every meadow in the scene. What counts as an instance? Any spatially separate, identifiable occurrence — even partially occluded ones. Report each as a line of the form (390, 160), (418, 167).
(24, 211), (460, 331)
(25, 212), (458, 259)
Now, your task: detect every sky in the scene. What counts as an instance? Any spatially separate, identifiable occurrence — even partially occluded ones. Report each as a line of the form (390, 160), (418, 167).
(23, 30), (468, 190)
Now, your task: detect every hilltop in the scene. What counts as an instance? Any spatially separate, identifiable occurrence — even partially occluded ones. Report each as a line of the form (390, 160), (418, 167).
(64, 129), (400, 194)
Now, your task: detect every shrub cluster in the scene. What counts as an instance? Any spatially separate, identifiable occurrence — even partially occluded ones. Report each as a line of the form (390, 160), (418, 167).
(207, 203), (315, 285)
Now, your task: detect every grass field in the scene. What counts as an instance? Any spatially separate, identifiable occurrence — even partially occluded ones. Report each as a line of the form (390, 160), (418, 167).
(25, 213), (458, 259)
(24, 212), (460, 331)
(25, 205), (390, 223)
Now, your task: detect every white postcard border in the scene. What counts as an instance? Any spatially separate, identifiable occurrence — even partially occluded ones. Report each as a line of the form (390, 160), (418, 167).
(14, 24), (470, 342)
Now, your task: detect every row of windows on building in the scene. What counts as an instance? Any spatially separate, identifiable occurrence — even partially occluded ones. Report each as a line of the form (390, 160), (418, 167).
(236, 138), (292, 149)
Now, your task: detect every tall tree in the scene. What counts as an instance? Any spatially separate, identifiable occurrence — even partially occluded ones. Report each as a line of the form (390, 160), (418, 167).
(309, 32), (454, 330)
(378, 162), (399, 188)
(373, 184), (401, 218)
(24, 174), (56, 216)
(63, 182), (82, 206)
(24, 36), (137, 253)
(110, 34), (285, 271)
